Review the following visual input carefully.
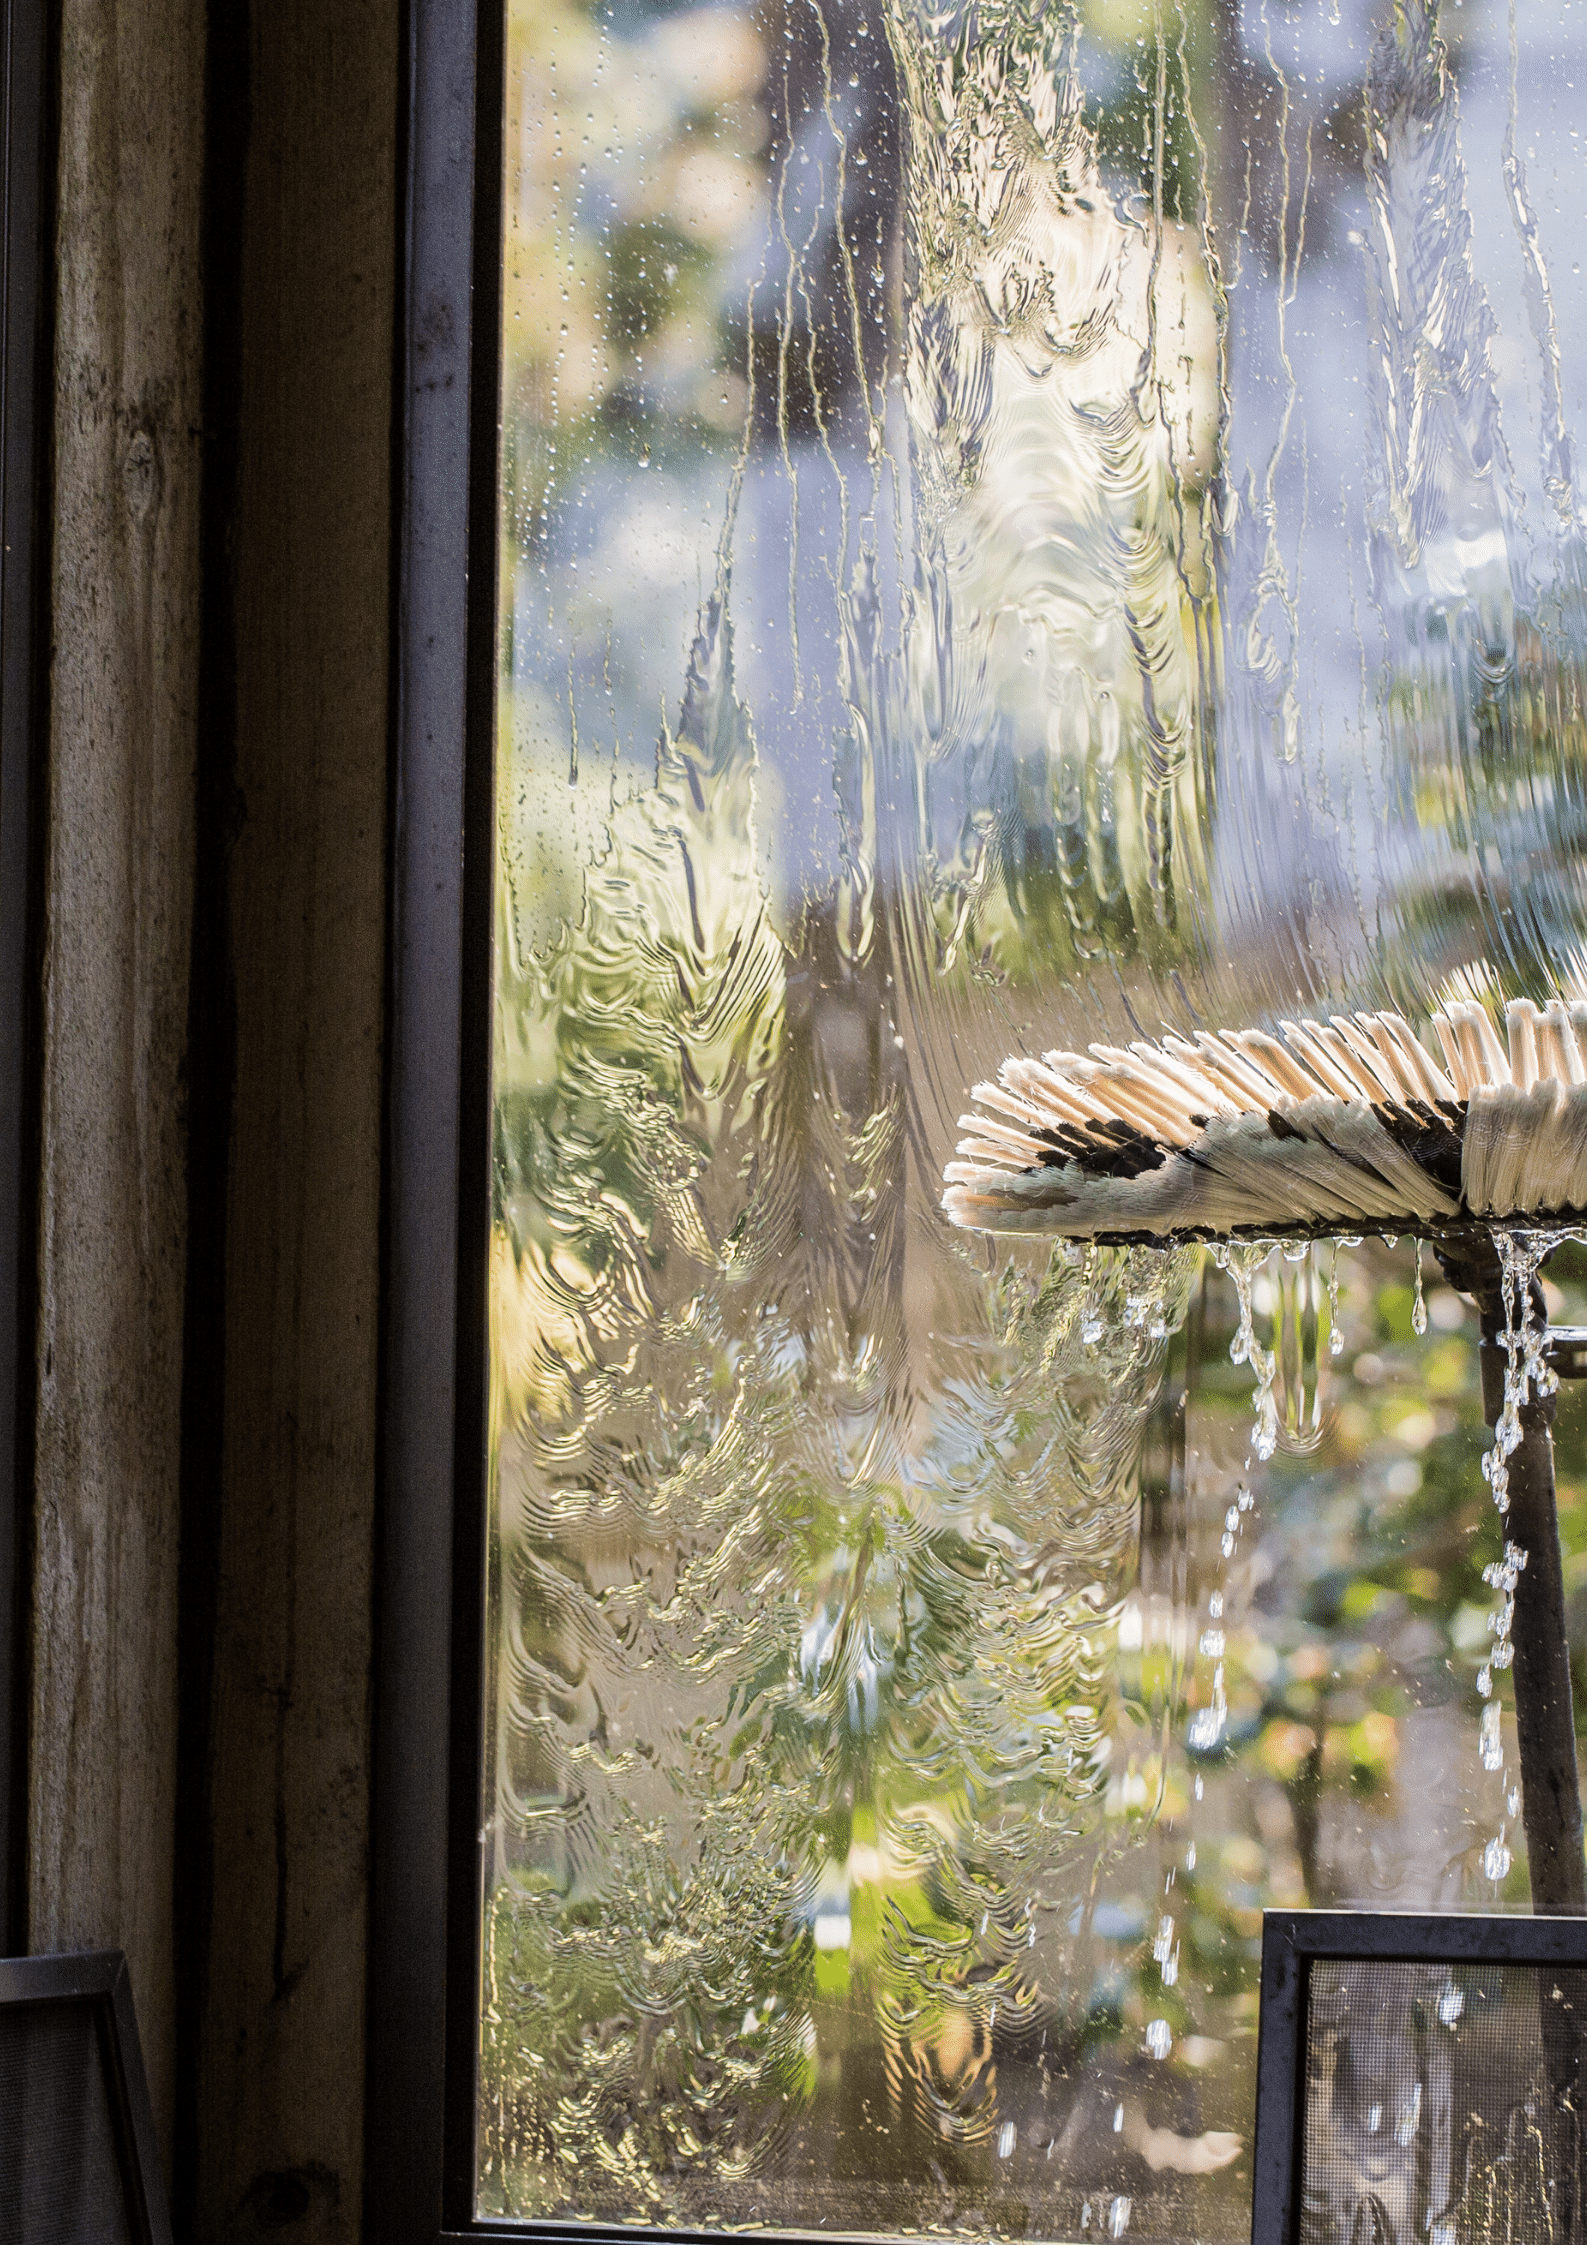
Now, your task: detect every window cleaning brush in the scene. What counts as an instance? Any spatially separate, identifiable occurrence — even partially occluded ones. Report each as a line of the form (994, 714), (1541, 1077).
(942, 996), (1587, 1243)
(942, 992), (1587, 1913)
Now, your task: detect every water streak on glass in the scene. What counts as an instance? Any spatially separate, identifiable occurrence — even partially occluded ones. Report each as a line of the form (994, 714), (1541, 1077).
(484, 0), (1587, 2227)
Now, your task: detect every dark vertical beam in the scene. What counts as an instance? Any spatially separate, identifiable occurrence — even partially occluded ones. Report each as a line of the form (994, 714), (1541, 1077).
(366, 0), (485, 2232)
(35, 0), (204, 2152)
(171, 0), (247, 2227)
(181, 0), (399, 2230)
(0, 0), (52, 1959)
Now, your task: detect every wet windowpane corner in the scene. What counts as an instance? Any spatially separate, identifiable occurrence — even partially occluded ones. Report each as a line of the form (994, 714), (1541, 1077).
(1254, 1915), (1587, 2245)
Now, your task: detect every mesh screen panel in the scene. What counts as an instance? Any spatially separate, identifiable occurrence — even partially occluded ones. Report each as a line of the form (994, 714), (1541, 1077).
(1300, 1959), (1587, 2245)
(0, 2000), (136, 2245)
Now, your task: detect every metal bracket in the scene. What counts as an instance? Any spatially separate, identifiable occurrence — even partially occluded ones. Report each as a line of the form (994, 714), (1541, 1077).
(1546, 1326), (1587, 1379)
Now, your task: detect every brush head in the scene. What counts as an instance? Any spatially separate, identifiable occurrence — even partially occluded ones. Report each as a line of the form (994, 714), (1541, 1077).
(941, 997), (1587, 1244)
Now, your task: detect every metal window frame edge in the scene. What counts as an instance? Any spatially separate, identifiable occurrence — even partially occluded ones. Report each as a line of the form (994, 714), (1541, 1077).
(1252, 1908), (1587, 2245)
(366, 0), (501, 2231)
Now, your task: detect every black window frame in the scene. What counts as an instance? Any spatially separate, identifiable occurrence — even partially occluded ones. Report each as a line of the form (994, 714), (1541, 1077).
(366, 0), (502, 2232)
(1252, 1910), (1587, 2245)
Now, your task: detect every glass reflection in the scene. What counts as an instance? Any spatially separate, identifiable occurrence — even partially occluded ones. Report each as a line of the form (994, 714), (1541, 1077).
(483, 0), (1587, 2229)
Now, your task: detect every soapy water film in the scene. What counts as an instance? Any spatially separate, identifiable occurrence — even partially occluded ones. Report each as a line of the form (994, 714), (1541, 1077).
(484, 0), (1587, 2229)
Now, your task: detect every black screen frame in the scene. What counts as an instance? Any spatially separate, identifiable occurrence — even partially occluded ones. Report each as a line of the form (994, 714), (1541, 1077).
(0, 1947), (174, 2245)
(1252, 1910), (1587, 2245)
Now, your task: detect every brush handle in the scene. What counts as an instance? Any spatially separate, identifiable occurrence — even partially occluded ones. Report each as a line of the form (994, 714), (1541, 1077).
(1499, 1395), (1587, 1915)
(1434, 1230), (1586, 1914)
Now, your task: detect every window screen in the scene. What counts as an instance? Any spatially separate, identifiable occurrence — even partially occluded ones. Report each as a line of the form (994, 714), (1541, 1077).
(0, 2003), (135, 2245)
(1301, 1960), (1587, 2245)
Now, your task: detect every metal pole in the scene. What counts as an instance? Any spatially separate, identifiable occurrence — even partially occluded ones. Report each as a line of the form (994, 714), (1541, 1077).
(1435, 1233), (1586, 1915)
(1479, 1343), (1587, 1914)
(1436, 1234), (1586, 2229)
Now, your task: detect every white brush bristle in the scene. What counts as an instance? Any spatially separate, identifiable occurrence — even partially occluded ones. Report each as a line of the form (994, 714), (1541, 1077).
(942, 994), (1587, 1242)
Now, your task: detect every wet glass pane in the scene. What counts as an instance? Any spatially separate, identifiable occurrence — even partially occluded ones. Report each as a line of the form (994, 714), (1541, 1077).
(481, 0), (1587, 2230)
